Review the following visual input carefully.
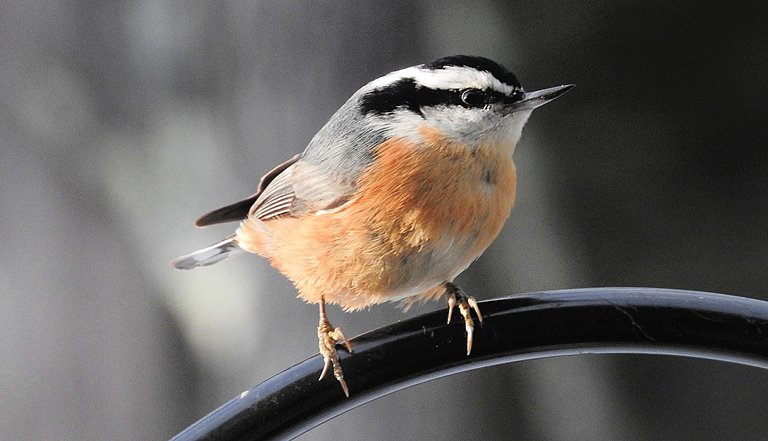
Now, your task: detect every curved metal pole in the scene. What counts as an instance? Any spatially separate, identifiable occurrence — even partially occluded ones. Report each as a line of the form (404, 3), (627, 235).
(171, 288), (768, 441)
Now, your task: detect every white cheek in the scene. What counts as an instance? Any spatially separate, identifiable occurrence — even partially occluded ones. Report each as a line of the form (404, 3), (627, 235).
(501, 110), (533, 149)
(420, 107), (487, 141)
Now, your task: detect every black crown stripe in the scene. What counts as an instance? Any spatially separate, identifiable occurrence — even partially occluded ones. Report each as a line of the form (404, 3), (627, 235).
(425, 55), (520, 89)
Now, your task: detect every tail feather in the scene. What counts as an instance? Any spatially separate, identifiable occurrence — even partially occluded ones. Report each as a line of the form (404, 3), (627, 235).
(171, 236), (243, 270)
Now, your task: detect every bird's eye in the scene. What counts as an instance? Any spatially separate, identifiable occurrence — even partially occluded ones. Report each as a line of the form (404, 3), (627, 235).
(460, 89), (486, 107)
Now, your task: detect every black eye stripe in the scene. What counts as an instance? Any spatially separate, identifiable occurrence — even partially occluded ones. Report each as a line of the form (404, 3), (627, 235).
(359, 78), (422, 116)
(461, 89), (485, 107)
(360, 79), (513, 116)
(460, 89), (513, 108)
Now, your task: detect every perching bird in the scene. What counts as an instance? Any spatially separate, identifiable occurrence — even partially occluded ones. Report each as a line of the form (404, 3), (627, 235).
(172, 55), (572, 396)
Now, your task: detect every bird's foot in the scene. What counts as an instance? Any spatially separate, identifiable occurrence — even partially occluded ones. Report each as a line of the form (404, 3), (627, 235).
(317, 304), (352, 397)
(445, 282), (483, 355)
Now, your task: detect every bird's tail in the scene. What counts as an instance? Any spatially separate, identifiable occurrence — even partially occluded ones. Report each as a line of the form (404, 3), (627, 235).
(170, 235), (243, 270)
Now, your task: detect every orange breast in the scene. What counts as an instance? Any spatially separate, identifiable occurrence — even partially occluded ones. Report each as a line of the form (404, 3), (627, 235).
(238, 125), (517, 310)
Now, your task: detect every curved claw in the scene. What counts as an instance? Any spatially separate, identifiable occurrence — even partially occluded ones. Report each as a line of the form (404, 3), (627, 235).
(447, 295), (457, 324)
(319, 357), (331, 381)
(468, 297), (483, 324)
(337, 375), (350, 398)
(331, 327), (353, 353)
(459, 301), (474, 355)
(444, 282), (483, 355)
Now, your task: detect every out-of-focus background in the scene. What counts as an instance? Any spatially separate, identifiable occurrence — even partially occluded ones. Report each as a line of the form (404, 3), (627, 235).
(2, 1), (768, 440)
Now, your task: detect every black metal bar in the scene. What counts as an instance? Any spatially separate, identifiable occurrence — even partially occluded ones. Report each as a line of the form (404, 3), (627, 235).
(170, 288), (768, 441)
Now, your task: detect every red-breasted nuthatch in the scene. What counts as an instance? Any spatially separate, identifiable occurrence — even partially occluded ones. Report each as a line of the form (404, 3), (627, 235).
(172, 55), (573, 396)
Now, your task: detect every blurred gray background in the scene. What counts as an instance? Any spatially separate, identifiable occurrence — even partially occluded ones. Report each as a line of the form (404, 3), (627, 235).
(2, 1), (768, 440)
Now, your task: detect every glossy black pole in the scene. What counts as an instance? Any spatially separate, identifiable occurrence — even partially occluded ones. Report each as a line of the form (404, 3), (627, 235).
(171, 288), (768, 441)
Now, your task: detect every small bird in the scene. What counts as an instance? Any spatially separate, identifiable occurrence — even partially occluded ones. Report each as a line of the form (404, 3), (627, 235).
(172, 55), (572, 396)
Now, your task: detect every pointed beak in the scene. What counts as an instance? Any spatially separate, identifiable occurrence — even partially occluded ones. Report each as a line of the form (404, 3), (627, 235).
(507, 84), (574, 112)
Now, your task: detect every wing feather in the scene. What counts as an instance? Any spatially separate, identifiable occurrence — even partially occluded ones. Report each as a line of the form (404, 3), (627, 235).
(249, 160), (356, 220)
(194, 154), (300, 227)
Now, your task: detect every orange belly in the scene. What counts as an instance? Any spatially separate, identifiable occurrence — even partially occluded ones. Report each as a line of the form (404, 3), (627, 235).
(238, 126), (517, 310)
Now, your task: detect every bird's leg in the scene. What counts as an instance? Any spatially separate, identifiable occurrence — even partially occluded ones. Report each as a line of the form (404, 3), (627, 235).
(317, 297), (352, 397)
(444, 282), (483, 355)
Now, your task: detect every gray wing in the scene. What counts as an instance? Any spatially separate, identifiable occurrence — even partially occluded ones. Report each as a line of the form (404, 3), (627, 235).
(249, 159), (358, 220)
(250, 93), (387, 220)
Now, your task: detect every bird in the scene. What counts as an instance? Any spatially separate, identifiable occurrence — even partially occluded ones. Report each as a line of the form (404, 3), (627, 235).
(171, 55), (572, 397)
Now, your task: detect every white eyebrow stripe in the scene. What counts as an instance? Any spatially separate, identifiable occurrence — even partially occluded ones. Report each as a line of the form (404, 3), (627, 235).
(364, 65), (519, 95)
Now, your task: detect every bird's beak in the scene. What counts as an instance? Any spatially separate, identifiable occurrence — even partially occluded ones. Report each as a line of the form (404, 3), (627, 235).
(507, 84), (574, 112)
